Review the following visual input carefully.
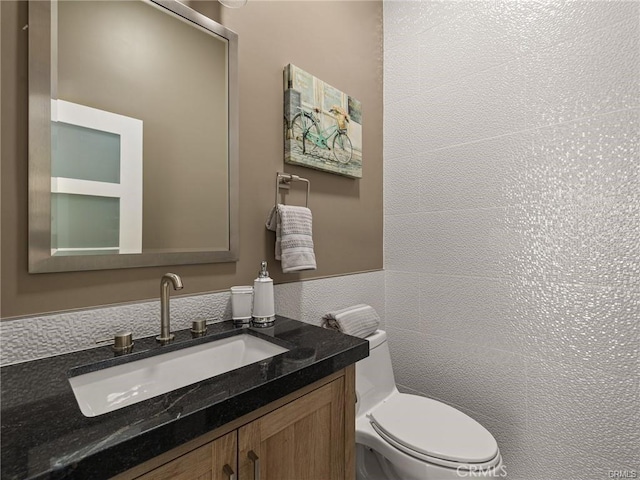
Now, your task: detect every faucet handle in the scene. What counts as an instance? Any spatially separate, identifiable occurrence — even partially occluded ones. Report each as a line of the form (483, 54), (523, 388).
(191, 319), (207, 337)
(96, 331), (134, 353)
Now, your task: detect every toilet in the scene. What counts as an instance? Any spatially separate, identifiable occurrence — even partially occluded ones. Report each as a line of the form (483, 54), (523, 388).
(355, 330), (503, 480)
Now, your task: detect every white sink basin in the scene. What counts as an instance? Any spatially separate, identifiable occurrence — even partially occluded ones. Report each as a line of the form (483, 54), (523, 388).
(69, 334), (289, 417)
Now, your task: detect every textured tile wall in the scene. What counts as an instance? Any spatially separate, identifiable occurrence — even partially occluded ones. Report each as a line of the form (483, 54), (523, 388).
(384, 1), (639, 478)
(275, 271), (385, 328)
(0, 271), (384, 366)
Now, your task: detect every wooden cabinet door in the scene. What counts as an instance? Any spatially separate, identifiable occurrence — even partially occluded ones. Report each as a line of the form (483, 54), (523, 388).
(136, 431), (237, 480)
(211, 431), (238, 480)
(238, 377), (346, 480)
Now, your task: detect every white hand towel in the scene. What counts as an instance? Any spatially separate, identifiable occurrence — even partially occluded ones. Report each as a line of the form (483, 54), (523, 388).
(266, 204), (317, 273)
(322, 304), (380, 338)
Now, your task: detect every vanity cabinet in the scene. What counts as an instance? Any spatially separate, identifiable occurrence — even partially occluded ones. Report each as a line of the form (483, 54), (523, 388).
(136, 432), (236, 480)
(115, 366), (355, 480)
(239, 376), (346, 480)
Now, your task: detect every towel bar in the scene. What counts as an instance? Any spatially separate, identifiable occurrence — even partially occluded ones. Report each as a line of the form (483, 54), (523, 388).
(275, 172), (310, 207)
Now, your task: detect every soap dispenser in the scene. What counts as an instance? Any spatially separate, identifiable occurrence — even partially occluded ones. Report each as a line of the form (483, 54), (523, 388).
(252, 261), (275, 327)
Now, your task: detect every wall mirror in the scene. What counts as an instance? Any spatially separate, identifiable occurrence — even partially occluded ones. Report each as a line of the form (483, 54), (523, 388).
(28, 0), (238, 273)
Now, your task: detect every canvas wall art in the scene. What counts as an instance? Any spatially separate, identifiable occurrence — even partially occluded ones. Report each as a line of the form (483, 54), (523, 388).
(284, 64), (363, 178)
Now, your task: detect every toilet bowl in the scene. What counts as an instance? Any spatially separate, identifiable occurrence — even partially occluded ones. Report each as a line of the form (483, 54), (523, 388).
(355, 330), (503, 480)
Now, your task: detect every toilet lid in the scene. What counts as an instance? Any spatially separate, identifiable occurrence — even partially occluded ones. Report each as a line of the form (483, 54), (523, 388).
(368, 394), (499, 465)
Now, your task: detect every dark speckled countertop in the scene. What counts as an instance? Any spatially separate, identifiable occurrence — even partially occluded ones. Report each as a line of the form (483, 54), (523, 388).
(0, 316), (368, 480)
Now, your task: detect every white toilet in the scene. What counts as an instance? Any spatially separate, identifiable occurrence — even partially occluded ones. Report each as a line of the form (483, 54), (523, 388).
(355, 330), (503, 480)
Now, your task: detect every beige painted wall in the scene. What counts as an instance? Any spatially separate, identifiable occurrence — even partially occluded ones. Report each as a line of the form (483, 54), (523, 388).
(0, 0), (383, 319)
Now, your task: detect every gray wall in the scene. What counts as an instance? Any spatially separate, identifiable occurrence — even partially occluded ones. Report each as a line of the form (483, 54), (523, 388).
(384, 1), (639, 478)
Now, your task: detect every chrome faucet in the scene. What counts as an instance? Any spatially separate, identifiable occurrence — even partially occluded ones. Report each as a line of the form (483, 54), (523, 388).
(157, 273), (183, 345)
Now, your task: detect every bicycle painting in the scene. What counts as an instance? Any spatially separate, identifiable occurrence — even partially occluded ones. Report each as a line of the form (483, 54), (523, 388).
(284, 64), (363, 178)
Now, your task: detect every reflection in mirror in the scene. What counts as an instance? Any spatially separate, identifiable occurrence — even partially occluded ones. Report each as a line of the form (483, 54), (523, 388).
(51, 99), (143, 256)
(29, 0), (239, 272)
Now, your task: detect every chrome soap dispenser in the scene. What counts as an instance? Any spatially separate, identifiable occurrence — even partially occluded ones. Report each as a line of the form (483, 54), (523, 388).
(252, 261), (275, 327)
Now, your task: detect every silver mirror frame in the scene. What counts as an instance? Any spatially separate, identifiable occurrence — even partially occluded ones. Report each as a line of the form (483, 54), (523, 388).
(28, 0), (239, 273)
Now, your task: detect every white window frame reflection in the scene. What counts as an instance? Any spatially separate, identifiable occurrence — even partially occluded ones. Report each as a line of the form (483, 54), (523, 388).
(51, 99), (143, 255)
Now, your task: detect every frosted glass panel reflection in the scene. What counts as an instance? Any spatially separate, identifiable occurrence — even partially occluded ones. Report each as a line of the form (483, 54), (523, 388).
(51, 193), (120, 256)
(52, 122), (121, 183)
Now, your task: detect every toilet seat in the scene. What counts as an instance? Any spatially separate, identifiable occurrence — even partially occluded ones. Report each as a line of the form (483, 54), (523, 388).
(367, 394), (501, 471)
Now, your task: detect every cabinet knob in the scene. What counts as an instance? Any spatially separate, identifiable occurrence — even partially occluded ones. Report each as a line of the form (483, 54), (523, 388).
(222, 463), (236, 480)
(248, 450), (260, 480)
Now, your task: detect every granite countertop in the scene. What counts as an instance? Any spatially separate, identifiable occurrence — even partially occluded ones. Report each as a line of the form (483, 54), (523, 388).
(0, 316), (369, 480)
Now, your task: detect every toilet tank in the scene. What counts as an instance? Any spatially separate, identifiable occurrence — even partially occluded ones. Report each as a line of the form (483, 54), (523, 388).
(355, 330), (398, 416)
